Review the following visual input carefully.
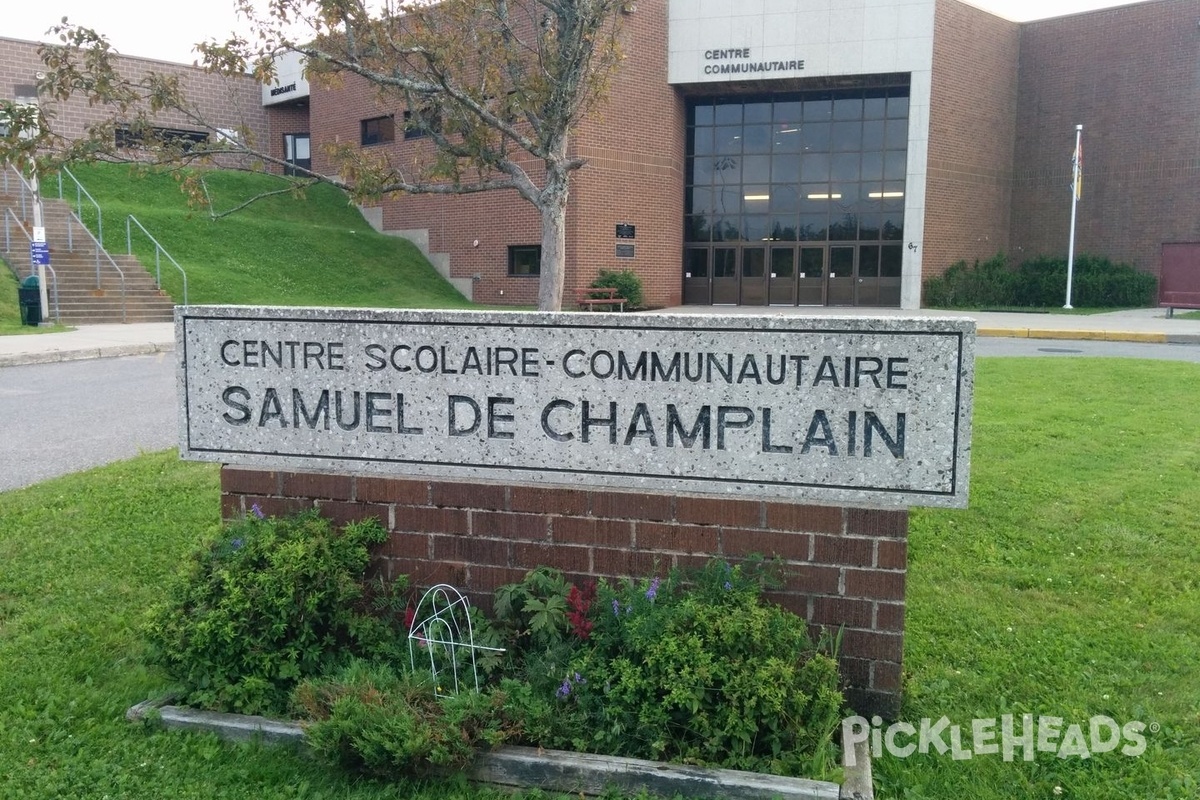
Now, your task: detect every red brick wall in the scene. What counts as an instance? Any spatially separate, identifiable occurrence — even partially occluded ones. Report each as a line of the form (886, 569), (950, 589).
(0, 36), (267, 157)
(567, 2), (685, 308)
(305, 5), (681, 308)
(264, 104), (312, 167)
(222, 466), (908, 717)
(923, 0), (1020, 285)
(1011, 0), (1200, 276)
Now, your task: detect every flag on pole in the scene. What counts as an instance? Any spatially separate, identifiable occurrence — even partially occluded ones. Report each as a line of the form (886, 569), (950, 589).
(1072, 138), (1083, 200)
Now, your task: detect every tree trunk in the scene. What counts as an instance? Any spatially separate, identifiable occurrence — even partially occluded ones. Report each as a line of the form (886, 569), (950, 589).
(537, 173), (569, 312)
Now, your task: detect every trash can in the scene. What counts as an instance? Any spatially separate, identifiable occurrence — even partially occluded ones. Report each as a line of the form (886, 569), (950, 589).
(18, 275), (42, 326)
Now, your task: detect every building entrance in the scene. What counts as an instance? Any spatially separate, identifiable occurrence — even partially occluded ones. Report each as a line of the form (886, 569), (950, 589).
(683, 242), (901, 306)
(683, 86), (908, 307)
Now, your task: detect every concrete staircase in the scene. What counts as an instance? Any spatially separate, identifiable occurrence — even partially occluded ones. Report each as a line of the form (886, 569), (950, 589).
(1, 183), (176, 324)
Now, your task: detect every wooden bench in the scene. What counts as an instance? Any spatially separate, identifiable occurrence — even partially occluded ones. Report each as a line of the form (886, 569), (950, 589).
(575, 286), (626, 312)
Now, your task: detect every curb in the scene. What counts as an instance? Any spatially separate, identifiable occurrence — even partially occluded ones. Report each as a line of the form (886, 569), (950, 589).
(976, 328), (1174, 344)
(0, 342), (174, 369)
(127, 700), (855, 800)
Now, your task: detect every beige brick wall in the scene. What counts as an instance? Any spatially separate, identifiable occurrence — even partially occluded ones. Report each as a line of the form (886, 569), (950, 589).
(0, 36), (267, 156)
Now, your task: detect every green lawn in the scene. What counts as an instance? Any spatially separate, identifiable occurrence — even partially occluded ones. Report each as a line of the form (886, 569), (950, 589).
(875, 359), (1200, 799)
(0, 359), (1197, 798)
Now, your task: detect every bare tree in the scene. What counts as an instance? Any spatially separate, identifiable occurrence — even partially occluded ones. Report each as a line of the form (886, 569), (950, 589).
(3, 0), (627, 311)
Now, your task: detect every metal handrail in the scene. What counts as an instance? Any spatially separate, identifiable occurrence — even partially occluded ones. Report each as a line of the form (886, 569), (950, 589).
(126, 214), (188, 306)
(3, 207), (61, 323)
(65, 208), (126, 323)
(56, 166), (104, 249)
(3, 164), (35, 220)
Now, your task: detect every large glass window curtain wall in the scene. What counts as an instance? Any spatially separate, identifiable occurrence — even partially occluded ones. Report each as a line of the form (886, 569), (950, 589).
(683, 87), (909, 307)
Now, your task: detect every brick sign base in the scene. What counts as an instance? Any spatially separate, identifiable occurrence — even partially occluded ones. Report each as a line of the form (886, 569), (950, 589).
(222, 467), (907, 718)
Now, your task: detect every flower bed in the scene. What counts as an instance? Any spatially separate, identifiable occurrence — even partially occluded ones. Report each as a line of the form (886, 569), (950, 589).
(140, 511), (851, 793)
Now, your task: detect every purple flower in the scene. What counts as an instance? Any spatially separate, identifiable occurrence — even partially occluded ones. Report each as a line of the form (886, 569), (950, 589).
(574, 672), (585, 685)
(231, 538), (244, 550)
(612, 599), (620, 617)
(250, 503), (265, 520)
(557, 679), (572, 699)
(646, 576), (660, 602)
(724, 581), (733, 591)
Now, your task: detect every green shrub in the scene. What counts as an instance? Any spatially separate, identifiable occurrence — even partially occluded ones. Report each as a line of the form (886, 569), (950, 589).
(922, 253), (1015, 308)
(590, 269), (645, 309)
(294, 661), (510, 777)
(924, 251), (1156, 308)
(503, 561), (845, 778)
(145, 509), (407, 715)
(1013, 254), (1156, 307)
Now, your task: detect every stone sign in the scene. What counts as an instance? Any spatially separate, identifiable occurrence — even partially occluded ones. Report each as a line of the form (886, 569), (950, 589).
(178, 307), (974, 508)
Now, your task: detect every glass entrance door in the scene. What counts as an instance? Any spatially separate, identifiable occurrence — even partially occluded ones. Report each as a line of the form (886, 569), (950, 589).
(857, 245), (881, 306)
(769, 247), (796, 305)
(798, 247), (825, 305)
(682, 248), (711, 304)
(740, 247), (767, 305)
(712, 247), (738, 304)
(827, 246), (856, 305)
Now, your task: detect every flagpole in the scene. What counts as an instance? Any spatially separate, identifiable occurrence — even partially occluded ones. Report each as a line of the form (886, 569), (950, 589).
(1064, 123), (1082, 309)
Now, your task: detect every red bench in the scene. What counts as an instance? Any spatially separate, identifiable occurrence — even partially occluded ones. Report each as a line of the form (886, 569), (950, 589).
(575, 286), (626, 312)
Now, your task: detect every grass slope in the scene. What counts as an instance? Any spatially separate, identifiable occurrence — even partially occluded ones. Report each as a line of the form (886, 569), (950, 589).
(59, 163), (472, 309)
(0, 360), (1196, 798)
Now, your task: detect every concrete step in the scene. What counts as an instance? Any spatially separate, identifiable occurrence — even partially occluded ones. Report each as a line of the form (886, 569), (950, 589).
(3, 192), (182, 325)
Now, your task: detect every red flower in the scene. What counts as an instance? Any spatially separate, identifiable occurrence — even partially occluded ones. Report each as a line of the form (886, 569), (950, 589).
(567, 580), (597, 640)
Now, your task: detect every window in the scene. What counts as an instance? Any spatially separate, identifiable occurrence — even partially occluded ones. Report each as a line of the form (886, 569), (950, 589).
(508, 245), (541, 276)
(403, 105), (441, 140)
(115, 125), (207, 151)
(403, 111), (425, 140)
(360, 115), (395, 146)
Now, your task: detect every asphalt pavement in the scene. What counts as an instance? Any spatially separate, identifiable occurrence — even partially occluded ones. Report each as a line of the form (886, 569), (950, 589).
(1, 307), (1198, 368)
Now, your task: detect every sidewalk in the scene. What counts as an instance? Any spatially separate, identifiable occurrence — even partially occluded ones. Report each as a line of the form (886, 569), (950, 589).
(1, 308), (1197, 368)
(0, 322), (175, 368)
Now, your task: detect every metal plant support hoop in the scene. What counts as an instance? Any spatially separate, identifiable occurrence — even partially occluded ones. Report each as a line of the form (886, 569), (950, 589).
(408, 584), (505, 695)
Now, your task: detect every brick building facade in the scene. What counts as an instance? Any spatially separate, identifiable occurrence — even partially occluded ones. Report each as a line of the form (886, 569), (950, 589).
(0, 36), (268, 160)
(259, 0), (1196, 309)
(1011, 0), (1200, 272)
(7, 0), (1194, 309)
